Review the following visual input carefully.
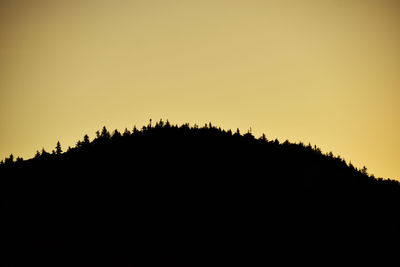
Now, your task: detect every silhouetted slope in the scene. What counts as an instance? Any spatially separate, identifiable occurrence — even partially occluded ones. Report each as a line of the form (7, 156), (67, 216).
(1, 121), (400, 266)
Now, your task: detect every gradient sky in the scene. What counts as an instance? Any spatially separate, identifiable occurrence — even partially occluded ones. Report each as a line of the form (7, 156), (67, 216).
(1, 0), (399, 180)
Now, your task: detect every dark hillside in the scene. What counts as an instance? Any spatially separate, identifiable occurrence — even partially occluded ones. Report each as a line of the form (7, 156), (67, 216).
(1, 121), (400, 266)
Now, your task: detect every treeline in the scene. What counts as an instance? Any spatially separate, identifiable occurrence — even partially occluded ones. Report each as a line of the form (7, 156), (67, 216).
(1, 119), (398, 186)
(0, 119), (392, 179)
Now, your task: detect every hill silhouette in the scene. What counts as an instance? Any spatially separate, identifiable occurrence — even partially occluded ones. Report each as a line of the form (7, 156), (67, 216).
(1, 120), (400, 266)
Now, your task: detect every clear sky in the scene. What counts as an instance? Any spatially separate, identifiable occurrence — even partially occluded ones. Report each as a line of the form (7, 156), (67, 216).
(1, 0), (399, 180)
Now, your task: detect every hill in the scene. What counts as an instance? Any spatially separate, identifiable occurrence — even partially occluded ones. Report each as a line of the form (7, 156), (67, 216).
(1, 120), (400, 266)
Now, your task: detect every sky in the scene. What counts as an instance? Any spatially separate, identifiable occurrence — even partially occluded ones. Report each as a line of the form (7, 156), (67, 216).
(1, 0), (399, 180)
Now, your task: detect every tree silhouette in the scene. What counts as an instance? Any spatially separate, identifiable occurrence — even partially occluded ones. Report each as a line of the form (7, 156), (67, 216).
(260, 133), (267, 141)
(112, 129), (121, 139)
(56, 141), (62, 155)
(76, 140), (82, 148)
(41, 148), (49, 157)
(361, 166), (368, 175)
(83, 134), (90, 146)
(101, 126), (110, 139)
(4, 154), (14, 164)
(123, 128), (130, 137)
(235, 128), (240, 136)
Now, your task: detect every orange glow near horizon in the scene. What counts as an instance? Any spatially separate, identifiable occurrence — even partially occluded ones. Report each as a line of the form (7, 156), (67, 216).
(1, 0), (399, 180)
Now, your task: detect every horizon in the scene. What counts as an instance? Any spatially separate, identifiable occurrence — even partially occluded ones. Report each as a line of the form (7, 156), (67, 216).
(0, 120), (395, 181)
(1, 0), (399, 180)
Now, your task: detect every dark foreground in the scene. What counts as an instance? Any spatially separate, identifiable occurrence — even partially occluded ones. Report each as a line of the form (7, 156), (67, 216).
(2, 123), (400, 266)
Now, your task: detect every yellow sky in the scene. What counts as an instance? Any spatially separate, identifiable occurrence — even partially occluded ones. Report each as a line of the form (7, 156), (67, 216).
(1, 0), (399, 180)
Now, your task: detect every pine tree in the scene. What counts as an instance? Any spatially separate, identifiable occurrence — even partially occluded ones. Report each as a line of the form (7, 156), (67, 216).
(235, 128), (240, 136)
(56, 141), (62, 155)
(83, 134), (90, 145)
(76, 140), (82, 148)
(361, 166), (368, 175)
(41, 148), (49, 156)
(5, 154), (14, 164)
(112, 129), (121, 139)
(123, 128), (130, 137)
(260, 133), (267, 142)
(101, 126), (110, 139)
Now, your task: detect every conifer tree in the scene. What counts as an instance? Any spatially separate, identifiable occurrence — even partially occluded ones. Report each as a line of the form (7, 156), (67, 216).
(101, 126), (110, 139)
(123, 128), (130, 137)
(5, 154), (14, 164)
(41, 148), (49, 156)
(56, 141), (62, 155)
(83, 135), (90, 145)
(112, 129), (121, 139)
(260, 133), (267, 142)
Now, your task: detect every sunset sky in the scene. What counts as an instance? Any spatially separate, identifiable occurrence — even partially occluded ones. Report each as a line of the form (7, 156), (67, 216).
(1, 0), (399, 180)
